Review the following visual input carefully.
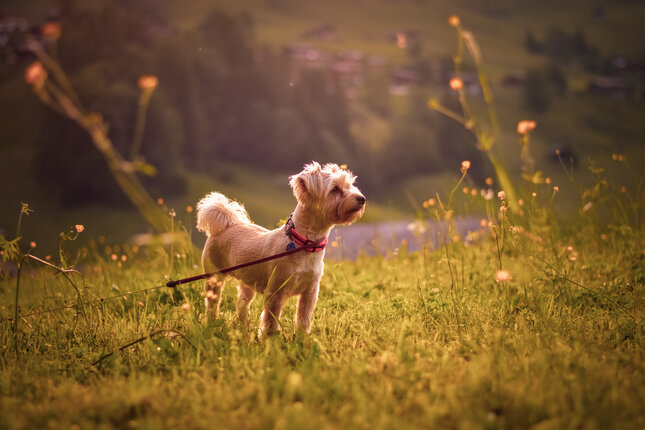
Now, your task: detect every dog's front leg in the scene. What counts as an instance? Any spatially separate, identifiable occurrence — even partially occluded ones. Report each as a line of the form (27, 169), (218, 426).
(259, 291), (286, 339)
(295, 284), (319, 333)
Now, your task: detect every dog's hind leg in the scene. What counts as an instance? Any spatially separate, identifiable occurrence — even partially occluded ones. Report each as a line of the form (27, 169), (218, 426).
(236, 284), (256, 325)
(205, 276), (224, 320)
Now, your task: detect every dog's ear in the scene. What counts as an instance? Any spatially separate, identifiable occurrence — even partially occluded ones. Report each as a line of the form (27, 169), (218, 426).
(289, 173), (309, 204)
(289, 162), (322, 204)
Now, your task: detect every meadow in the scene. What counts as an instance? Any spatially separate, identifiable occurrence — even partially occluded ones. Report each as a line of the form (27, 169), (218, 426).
(1, 160), (644, 429)
(1, 1), (644, 428)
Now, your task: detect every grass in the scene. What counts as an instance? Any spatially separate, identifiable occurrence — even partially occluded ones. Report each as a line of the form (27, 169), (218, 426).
(1, 4), (644, 427)
(1, 179), (644, 429)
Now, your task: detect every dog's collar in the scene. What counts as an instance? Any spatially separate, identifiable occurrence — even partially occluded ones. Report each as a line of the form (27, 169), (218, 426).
(285, 213), (328, 252)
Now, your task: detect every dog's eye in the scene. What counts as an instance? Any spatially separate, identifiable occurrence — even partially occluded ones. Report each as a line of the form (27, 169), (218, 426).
(331, 186), (342, 194)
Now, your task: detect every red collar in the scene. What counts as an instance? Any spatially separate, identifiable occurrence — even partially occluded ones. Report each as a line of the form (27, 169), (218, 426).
(285, 214), (328, 252)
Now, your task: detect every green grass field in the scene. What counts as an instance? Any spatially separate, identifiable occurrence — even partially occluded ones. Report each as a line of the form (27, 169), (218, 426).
(1, 2), (644, 427)
(1, 174), (644, 429)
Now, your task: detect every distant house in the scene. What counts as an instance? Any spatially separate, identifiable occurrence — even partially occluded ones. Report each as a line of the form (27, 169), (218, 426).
(302, 24), (338, 42)
(390, 67), (422, 85)
(587, 77), (628, 98)
(501, 73), (526, 88)
(386, 30), (419, 49)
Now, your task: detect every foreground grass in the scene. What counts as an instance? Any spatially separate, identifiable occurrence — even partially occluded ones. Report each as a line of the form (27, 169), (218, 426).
(1, 220), (643, 429)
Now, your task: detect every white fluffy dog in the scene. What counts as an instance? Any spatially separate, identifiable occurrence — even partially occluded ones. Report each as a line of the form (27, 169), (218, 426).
(196, 162), (366, 337)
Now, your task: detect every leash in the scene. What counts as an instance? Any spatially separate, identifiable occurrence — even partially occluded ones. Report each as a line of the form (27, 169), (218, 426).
(167, 213), (328, 288)
(166, 241), (320, 288)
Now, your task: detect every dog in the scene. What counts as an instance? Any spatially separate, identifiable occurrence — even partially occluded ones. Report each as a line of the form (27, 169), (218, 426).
(196, 162), (366, 338)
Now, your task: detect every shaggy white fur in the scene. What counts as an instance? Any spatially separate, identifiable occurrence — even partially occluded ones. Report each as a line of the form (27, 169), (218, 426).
(197, 162), (365, 338)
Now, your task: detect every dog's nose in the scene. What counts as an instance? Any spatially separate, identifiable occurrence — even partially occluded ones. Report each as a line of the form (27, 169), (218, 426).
(356, 195), (366, 205)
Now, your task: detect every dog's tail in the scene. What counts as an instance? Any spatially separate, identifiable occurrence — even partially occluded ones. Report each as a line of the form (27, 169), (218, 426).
(196, 192), (251, 237)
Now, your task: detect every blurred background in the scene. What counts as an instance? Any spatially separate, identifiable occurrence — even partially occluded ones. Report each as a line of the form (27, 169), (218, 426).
(1, 0), (644, 253)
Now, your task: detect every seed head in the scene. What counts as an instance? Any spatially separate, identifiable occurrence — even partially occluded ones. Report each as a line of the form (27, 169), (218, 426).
(495, 269), (512, 282)
(138, 75), (159, 91)
(517, 120), (537, 134)
(42, 21), (62, 40)
(450, 77), (464, 91)
(25, 61), (47, 88)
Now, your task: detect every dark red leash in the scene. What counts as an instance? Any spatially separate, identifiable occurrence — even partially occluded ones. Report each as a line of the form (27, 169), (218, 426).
(166, 241), (322, 288)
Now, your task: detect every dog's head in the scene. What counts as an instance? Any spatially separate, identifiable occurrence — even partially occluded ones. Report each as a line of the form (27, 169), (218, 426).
(289, 162), (366, 225)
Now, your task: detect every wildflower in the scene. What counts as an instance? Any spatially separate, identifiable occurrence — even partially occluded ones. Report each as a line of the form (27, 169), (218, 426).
(485, 177), (493, 185)
(618, 155), (624, 162)
(553, 186), (559, 192)
(545, 177), (551, 184)
(499, 206), (507, 214)
(620, 186), (627, 193)
(98, 235), (106, 244)
(45, 255), (51, 261)
(427, 98), (439, 109)
(186, 205), (194, 213)
(497, 190), (506, 200)
(422, 198), (436, 208)
(462, 186), (469, 194)
(600, 234), (608, 241)
(396, 33), (407, 49)
(30, 241), (37, 248)
(206, 290), (216, 299)
(24, 61), (47, 88)
(75, 224), (84, 233)
(448, 15), (460, 27)
(480, 218), (487, 228)
(517, 120), (537, 134)
(612, 153), (617, 160)
(482, 189), (494, 200)
(450, 77), (464, 91)
(138, 301), (144, 307)
(169, 209), (176, 217)
(111, 254), (118, 261)
(157, 198), (164, 205)
(518, 199), (524, 206)
(582, 201), (593, 212)
(121, 255), (127, 262)
(532, 192), (537, 198)
(138, 75), (159, 91)
(430, 287), (440, 293)
(41, 21), (62, 40)
(569, 251), (578, 261)
(460, 160), (471, 173)
(495, 269), (512, 282)
(181, 303), (190, 311)
(470, 188), (477, 196)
